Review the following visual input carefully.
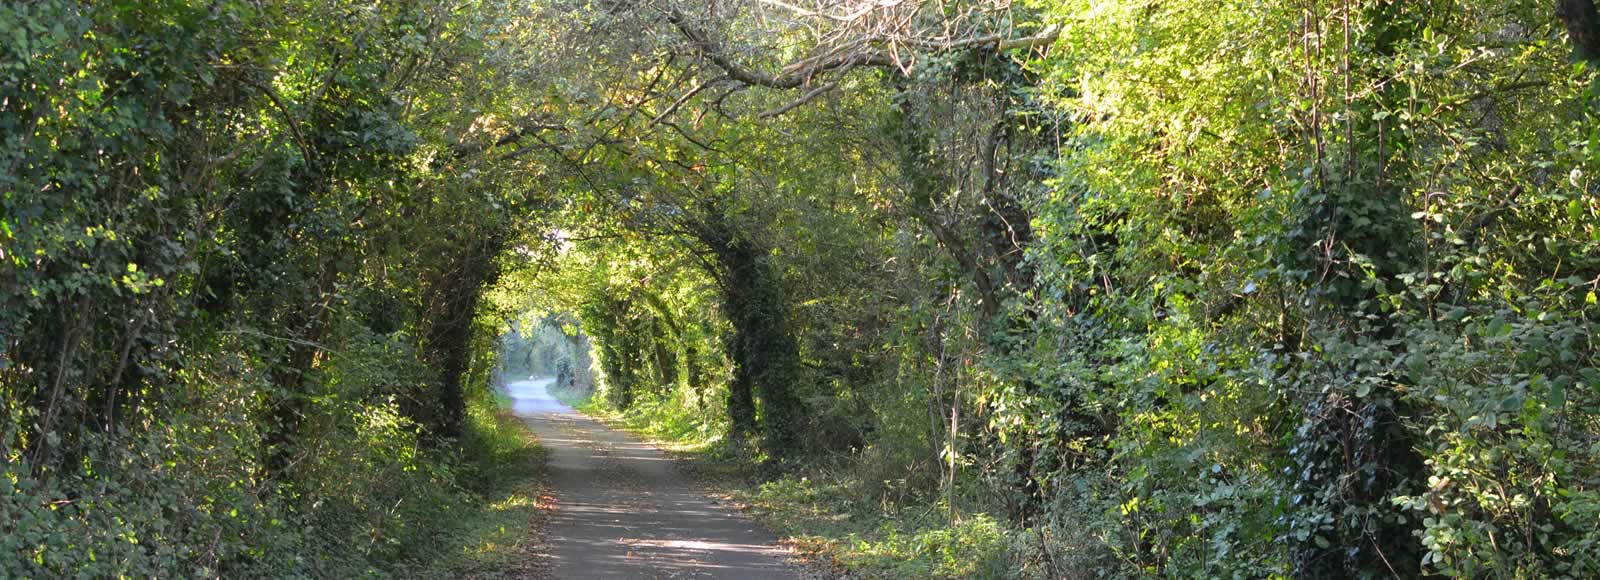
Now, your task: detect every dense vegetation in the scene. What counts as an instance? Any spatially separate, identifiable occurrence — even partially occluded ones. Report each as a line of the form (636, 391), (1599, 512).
(1, 0), (550, 575)
(5, 0), (1599, 578)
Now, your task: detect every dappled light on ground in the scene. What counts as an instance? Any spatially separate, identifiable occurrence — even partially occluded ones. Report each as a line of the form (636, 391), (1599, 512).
(506, 378), (798, 578)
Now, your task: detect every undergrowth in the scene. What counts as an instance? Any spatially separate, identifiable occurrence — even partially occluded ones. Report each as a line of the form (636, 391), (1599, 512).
(0, 384), (547, 578)
(410, 396), (549, 578)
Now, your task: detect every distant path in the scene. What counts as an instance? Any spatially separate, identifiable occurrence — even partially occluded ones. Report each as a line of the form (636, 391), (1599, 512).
(507, 378), (800, 579)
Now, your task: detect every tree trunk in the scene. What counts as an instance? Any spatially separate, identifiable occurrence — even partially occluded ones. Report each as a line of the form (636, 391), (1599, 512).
(692, 209), (804, 456)
(422, 234), (504, 440)
(1560, 0), (1600, 62)
(1288, 2), (1428, 575)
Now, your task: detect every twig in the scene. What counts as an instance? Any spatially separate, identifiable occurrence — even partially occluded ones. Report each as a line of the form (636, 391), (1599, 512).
(250, 80), (318, 166)
(758, 80), (840, 118)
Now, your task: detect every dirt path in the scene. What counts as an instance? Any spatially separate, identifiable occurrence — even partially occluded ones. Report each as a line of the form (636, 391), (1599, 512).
(507, 378), (800, 579)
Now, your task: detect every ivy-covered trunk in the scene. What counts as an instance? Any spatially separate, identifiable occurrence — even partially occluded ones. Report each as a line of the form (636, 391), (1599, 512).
(1287, 1), (1431, 575)
(421, 232), (506, 440)
(888, 68), (1079, 522)
(692, 210), (804, 456)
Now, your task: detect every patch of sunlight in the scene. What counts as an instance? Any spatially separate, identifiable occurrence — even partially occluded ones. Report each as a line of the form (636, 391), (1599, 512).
(491, 494), (534, 511)
(659, 435), (719, 453)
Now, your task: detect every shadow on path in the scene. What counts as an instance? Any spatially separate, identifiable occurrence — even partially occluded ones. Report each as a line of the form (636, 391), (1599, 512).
(507, 378), (798, 579)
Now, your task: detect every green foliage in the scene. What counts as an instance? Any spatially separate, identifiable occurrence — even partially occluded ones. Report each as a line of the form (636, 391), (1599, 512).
(3, 0), (553, 575)
(1013, 0), (1600, 576)
(1, 351), (297, 578)
(472, 0), (1597, 574)
(749, 474), (1018, 580)
(409, 397), (550, 578)
(7, 0), (1598, 577)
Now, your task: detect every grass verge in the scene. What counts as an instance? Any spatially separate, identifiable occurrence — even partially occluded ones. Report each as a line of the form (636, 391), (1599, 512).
(407, 396), (552, 579)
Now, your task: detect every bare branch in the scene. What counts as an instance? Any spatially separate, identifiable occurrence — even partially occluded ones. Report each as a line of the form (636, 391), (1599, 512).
(758, 80), (840, 118)
(648, 75), (729, 128)
(250, 80), (318, 165)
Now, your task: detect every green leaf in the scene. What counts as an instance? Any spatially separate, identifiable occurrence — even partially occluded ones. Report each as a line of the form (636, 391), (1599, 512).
(1501, 395), (1523, 412)
(1487, 319), (1514, 338)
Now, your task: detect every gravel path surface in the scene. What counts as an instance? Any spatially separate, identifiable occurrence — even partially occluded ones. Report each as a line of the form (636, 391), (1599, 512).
(508, 378), (801, 580)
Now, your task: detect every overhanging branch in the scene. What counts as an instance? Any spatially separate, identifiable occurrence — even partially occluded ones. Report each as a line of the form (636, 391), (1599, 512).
(450, 117), (568, 159)
(665, 4), (1059, 90)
